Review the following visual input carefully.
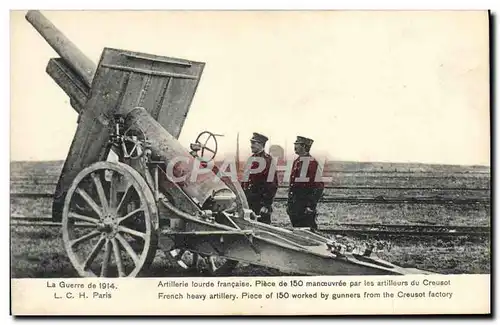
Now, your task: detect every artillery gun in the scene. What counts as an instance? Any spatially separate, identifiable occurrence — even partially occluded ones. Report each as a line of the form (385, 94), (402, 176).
(25, 10), (436, 277)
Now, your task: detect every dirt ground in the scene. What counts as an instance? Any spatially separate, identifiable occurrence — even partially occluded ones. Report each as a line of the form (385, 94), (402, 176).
(10, 160), (491, 278)
(10, 210), (490, 278)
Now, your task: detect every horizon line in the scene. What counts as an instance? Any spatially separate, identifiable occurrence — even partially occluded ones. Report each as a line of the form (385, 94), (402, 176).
(9, 158), (491, 169)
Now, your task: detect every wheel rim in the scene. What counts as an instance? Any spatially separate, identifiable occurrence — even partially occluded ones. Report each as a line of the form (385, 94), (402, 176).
(62, 161), (158, 277)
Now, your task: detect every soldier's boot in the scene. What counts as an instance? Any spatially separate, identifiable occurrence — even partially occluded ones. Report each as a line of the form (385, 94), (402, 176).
(291, 215), (316, 230)
(309, 218), (318, 232)
(290, 216), (307, 228)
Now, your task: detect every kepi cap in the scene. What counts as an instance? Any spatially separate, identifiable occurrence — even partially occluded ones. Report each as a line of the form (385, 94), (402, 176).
(294, 136), (314, 147)
(250, 132), (269, 144)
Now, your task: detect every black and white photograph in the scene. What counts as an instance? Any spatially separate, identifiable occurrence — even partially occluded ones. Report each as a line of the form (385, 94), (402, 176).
(9, 9), (491, 315)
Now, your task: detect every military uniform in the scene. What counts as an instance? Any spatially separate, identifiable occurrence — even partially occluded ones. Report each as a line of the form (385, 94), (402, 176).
(241, 133), (278, 224)
(287, 136), (324, 229)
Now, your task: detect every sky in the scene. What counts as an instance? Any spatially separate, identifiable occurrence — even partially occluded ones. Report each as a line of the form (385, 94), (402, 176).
(10, 10), (490, 166)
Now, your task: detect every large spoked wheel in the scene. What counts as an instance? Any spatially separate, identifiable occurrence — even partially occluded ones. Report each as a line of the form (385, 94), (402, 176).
(62, 161), (159, 277)
(167, 249), (239, 276)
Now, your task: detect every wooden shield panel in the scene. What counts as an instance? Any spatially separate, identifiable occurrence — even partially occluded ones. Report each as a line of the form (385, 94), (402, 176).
(52, 48), (205, 221)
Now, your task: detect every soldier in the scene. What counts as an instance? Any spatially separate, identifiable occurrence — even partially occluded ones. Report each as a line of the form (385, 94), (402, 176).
(287, 136), (325, 230)
(241, 132), (278, 224)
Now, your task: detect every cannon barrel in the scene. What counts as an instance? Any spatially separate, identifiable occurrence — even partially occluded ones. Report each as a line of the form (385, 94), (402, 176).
(124, 107), (236, 210)
(25, 10), (96, 87)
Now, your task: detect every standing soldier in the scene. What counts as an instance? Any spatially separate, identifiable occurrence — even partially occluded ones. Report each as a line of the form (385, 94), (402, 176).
(287, 136), (325, 230)
(241, 133), (278, 224)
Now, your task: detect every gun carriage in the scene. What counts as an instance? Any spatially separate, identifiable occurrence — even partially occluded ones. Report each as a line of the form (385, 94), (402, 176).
(25, 10), (435, 277)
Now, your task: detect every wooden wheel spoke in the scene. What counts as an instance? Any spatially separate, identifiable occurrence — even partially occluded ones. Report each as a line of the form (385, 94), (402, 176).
(116, 185), (132, 214)
(83, 237), (106, 270)
(100, 240), (112, 277)
(69, 212), (99, 224)
(118, 225), (146, 239)
(109, 171), (118, 210)
(91, 172), (109, 212)
(70, 230), (101, 247)
(111, 238), (125, 277)
(76, 188), (103, 217)
(116, 233), (140, 266)
(63, 161), (157, 278)
(117, 207), (143, 224)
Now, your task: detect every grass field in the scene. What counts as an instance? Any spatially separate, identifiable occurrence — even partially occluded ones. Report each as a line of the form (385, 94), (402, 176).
(10, 160), (491, 278)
